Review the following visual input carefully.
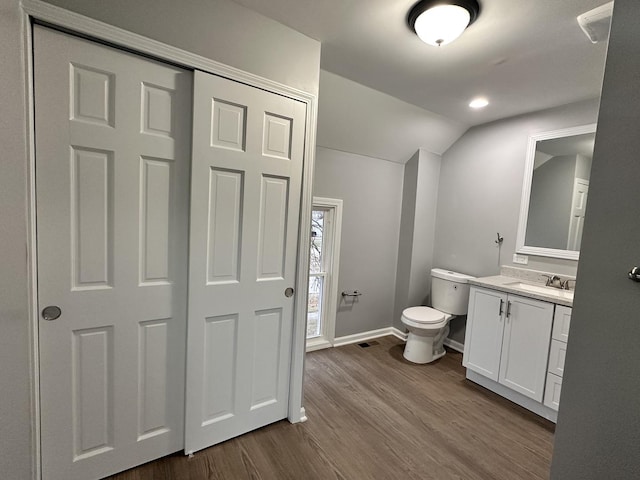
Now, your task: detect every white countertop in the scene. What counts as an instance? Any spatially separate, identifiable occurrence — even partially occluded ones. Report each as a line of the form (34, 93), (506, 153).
(469, 275), (574, 307)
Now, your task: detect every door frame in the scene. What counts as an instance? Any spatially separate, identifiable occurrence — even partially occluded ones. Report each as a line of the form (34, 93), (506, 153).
(22, 1), (317, 477)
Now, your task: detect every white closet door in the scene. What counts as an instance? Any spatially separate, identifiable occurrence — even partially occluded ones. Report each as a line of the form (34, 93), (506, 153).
(34, 26), (191, 480)
(185, 71), (305, 453)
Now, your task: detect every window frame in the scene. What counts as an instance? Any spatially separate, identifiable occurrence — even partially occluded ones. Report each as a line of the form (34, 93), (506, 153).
(306, 197), (342, 352)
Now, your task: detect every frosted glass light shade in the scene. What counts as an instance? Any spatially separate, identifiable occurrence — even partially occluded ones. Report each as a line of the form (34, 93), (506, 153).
(469, 97), (489, 109)
(414, 5), (472, 46)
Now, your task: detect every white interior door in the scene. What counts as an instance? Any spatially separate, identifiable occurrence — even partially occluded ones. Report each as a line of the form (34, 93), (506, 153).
(185, 71), (306, 453)
(34, 26), (191, 480)
(567, 178), (589, 250)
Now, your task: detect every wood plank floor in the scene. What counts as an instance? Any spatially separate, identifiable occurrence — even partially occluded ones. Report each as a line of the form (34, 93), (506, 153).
(108, 336), (554, 480)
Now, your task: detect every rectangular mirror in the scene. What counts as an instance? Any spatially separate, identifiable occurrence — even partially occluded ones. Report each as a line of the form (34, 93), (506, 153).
(516, 124), (597, 260)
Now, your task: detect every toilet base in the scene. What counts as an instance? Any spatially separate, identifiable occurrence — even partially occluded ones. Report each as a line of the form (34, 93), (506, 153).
(403, 344), (446, 364)
(402, 324), (450, 364)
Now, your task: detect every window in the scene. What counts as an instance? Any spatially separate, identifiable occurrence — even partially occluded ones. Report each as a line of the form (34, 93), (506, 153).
(306, 197), (342, 351)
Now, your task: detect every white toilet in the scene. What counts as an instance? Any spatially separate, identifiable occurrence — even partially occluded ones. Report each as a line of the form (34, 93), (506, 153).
(401, 268), (475, 364)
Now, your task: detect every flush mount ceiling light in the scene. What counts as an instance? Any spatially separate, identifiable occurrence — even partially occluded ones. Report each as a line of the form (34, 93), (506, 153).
(408, 0), (480, 47)
(469, 97), (489, 109)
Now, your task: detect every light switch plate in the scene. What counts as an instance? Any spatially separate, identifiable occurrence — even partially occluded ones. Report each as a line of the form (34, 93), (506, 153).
(513, 254), (529, 265)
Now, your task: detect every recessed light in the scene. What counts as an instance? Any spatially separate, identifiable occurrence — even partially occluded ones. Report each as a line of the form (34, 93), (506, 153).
(469, 97), (489, 109)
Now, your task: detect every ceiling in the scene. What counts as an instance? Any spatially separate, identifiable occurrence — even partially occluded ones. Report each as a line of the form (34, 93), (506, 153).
(231, 0), (610, 126)
(538, 132), (596, 158)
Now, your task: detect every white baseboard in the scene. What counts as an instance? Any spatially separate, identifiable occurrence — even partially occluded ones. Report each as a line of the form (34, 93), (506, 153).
(443, 338), (464, 353)
(305, 338), (332, 352)
(333, 327), (398, 347)
(288, 406), (307, 424)
(391, 327), (408, 341)
(307, 327), (407, 353)
(332, 327), (464, 349)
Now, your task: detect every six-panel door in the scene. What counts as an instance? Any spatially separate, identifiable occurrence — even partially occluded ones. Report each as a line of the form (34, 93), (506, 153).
(35, 26), (191, 479)
(184, 71), (306, 453)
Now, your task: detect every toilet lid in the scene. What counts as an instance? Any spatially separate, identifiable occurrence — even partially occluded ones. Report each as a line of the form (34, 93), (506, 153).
(402, 306), (445, 324)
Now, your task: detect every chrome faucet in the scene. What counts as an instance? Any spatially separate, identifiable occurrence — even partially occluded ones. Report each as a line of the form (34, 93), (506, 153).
(560, 278), (575, 290)
(543, 274), (563, 288)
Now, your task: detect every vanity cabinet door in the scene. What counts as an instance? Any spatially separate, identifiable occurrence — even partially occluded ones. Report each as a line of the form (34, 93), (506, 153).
(463, 287), (507, 382)
(544, 373), (563, 411)
(498, 295), (554, 402)
(552, 305), (572, 343)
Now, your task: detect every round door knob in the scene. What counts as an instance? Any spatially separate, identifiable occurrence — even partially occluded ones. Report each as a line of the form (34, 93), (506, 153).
(284, 287), (294, 298)
(42, 305), (62, 321)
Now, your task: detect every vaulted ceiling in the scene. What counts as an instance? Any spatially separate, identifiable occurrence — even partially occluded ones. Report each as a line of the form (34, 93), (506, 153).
(232, 0), (609, 126)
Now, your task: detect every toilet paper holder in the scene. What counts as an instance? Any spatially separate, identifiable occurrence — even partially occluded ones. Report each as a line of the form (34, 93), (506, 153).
(341, 290), (362, 297)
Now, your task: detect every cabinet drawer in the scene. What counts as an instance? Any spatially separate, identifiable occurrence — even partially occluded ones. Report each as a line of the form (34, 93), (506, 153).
(552, 305), (571, 342)
(544, 373), (562, 411)
(548, 339), (567, 377)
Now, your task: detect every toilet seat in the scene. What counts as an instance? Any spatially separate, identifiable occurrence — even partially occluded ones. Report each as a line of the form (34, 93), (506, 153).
(401, 306), (450, 329)
(402, 306), (444, 323)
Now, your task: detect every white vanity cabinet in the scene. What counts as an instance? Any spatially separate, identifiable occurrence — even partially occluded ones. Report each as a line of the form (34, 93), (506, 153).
(499, 294), (554, 401)
(543, 305), (572, 411)
(464, 286), (554, 402)
(462, 287), (506, 381)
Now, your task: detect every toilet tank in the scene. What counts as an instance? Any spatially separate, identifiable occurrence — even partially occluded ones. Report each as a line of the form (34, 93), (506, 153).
(431, 268), (475, 315)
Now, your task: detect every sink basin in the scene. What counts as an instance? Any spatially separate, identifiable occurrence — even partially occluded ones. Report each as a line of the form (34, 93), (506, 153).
(505, 281), (574, 300)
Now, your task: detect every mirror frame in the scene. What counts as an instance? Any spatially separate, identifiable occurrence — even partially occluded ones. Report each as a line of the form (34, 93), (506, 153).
(515, 123), (597, 260)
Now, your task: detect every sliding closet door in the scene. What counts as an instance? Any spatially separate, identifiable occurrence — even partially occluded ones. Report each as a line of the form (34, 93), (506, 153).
(34, 26), (191, 480)
(185, 71), (306, 453)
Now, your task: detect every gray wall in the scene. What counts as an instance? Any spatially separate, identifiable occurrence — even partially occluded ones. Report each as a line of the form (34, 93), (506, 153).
(42, 0), (321, 96)
(575, 153), (592, 181)
(0, 1), (320, 478)
(313, 147), (403, 337)
(433, 98), (600, 280)
(408, 151), (441, 308)
(0, 2), (34, 478)
(393, 150), (442, 331)
(551, 1), (640, 477)
(394, 152), (419, 328)
(526, 155), (575, 250)
(315, 69), (457, 337)
(434, 100), (600, 346)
